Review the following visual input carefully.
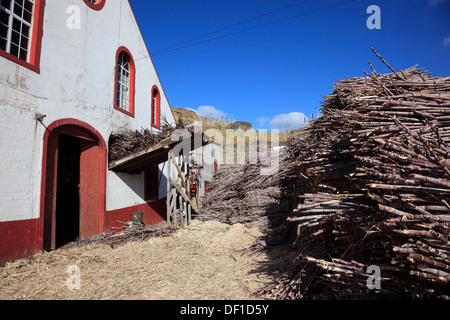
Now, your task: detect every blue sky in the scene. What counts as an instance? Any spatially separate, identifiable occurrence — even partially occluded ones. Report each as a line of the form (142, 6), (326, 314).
(129, 0), (450, 130)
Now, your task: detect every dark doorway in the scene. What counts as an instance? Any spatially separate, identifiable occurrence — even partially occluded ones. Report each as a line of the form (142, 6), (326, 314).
(55, 134), (81, 248)
(41, 120), (106, 254)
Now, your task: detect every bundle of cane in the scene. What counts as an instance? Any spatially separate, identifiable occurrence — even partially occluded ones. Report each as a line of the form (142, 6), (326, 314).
(259, 50), (450, 300)
(199, 151), (292, 226)
(109, 117), (187, 162)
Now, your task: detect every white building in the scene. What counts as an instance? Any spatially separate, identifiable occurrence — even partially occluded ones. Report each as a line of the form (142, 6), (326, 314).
(0, 0), (180, 264)
(189, 141), (221, 198)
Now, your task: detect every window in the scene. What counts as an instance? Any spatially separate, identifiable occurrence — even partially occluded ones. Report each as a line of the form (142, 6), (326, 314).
(116, 52), (130, 110)
(0, 0), (45, 73)
(144, 166), (159, 201)
(83, 0), (105, 11)
(114, 47), (135, 117)
(151, 85), (161, 129)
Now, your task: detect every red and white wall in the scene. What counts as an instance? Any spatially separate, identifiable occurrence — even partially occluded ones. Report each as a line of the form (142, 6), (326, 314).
(0, 0), (176, 264)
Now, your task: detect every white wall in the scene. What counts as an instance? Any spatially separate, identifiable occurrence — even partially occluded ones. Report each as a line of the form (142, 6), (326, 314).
(0, 0), (175, 222)
(200, 142), (221, 197)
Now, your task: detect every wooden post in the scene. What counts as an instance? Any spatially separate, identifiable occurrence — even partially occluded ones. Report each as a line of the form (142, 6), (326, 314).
(168, 189), (175, 225)
(188, 203), (191, 226)
(179, 196), (184, 227)
(170, 150), (188, 192)
(172, 191), (177, 228)
(169, 177), (191, 204)
(166, 151), (172, 226)
(178, 196), (182, 228)
(182, 196), (185, 227)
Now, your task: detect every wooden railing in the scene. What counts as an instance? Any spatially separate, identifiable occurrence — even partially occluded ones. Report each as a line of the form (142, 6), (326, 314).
(166, 150), (192, 228)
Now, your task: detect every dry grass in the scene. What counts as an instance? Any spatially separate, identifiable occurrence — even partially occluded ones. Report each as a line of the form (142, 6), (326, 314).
(0, 220), (274, 300)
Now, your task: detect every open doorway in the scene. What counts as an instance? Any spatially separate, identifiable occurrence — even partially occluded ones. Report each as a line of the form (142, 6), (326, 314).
(55, 135), (81, 248)
(41, 120), (106, 252)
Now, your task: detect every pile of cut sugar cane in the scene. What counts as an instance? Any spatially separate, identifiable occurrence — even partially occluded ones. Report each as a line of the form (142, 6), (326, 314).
(257, 50), (450, 299)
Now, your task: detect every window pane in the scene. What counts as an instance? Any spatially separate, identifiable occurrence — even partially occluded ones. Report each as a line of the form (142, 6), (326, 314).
(122, 88), (129, 111)
(119, 52), (128, 69)
(11, 28), (20, 46)
(19, 46), (26, 60)
(116, 91), (121, 109)
(1, 0), (12, 9)
(0, 16), (7, 39)
(14, 0), (24, 18)
(23, 6), (31, 22)
(12, 17), (20, 32)
(19, 33), (27, 49)
(24, 0), (32, 14)
(0, 36), (6, 50)
(21, 21), (28, 36)
(9, 42), (18, 56)
(0, 10), (9, 27)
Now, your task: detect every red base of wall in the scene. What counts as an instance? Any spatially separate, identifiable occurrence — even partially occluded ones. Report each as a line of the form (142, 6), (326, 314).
(0, 198), (167, 265)
(105, 197), (167, 231)
(0, 219), (38, 266)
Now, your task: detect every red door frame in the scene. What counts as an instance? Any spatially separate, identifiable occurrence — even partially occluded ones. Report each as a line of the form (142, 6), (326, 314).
(38, 119), (107, 251)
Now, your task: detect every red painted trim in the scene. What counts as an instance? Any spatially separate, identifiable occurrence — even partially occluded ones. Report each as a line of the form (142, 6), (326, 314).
(38, 119), (107, 251)
(105, 198), (167, 231)
(83, 0), (106, 11)
(0, 0), (45, 74)
(0, 219), (38, 265)
(113, 46), (136, 118)
(126, 1), (177, 125)
(79, 140), (103, 240)
(151, 85), (161, 129)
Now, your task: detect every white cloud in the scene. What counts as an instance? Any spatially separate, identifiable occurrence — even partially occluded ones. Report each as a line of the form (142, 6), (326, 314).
(187, 106), (226, 120)
(269, 112), (309, 130)
(442, 36), (450, 47)
(256, 117), (270, 126)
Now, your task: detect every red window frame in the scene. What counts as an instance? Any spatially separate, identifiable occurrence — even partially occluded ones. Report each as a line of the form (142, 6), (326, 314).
(83, 0), (106, 11)
(144, 165), (159, 201)
(151, 85), (161, 129)
(0, 0), (46, 73)
(113, 46), (135, 118)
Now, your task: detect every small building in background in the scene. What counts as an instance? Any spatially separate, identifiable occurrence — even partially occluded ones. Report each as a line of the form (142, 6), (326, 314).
(189, 141), (222, 199)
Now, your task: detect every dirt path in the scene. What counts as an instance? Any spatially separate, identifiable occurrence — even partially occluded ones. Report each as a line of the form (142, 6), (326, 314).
(0, 220), (273, 300)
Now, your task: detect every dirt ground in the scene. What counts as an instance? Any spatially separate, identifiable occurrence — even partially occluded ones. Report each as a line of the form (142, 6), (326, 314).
(0, 220), (274, 300)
